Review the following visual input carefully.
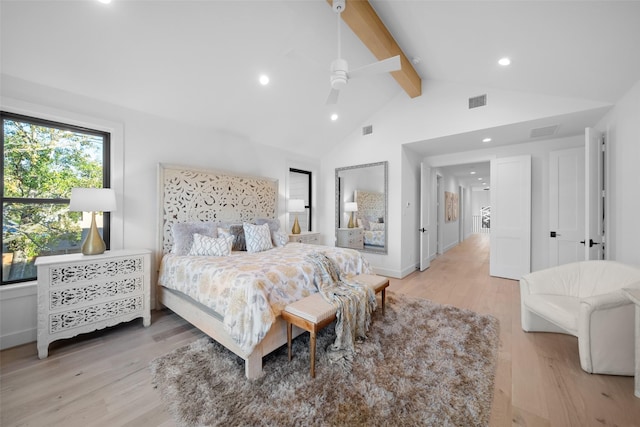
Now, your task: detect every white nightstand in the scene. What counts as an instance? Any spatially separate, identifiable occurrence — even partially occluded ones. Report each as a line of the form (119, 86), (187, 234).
(35, 248), (152, 359)
(289, 231), (321, 245)
(337, 227), (364, 250)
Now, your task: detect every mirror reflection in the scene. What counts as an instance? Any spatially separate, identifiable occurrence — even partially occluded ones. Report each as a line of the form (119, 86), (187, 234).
(335, 161), (388, 254)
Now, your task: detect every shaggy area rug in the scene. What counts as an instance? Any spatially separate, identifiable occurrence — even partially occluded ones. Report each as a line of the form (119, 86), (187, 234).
(150, 292), (500, 427)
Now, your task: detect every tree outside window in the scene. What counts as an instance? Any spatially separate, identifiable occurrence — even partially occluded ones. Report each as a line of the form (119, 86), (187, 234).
(1, 112), (110, 285)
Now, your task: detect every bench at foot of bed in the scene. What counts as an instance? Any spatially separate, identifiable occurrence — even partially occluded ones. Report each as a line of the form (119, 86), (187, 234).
(280, 274), (389, 378)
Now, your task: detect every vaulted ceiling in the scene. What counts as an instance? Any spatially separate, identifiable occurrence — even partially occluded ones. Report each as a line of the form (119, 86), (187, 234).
(2, 1), (639, 158)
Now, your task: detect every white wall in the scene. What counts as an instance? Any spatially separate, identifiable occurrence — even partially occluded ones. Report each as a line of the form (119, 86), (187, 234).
(0, 76), (320, 349)
(471, 190), (490, 217)
(596, 79), (640, 266)
(320, 80), (607, 278)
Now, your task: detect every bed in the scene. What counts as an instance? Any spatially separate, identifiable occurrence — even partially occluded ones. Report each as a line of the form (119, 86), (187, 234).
(156, 164), (372, 378)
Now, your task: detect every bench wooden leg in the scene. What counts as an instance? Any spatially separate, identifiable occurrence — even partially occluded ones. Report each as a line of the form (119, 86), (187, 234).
(381, 289), (386, 315)
(287, 322), (292, 361)
(310, 331), (316, 378)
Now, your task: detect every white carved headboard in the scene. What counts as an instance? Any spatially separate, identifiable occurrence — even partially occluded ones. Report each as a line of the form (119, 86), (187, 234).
(157, 163), (278, 255)
(354, 190), (385, 224)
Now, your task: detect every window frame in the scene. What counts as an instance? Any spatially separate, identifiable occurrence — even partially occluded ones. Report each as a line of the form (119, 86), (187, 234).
(289, 168), (312, 232)
(1, 111), (111, 286)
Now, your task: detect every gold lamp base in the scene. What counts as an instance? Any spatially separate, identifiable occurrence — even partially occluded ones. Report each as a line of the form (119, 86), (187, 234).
(291, 214), (301, 234)
(81, 211), (106, 255)
(348, 212), (355, 228)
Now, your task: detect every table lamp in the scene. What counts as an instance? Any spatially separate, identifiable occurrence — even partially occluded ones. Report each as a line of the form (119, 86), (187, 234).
(345, 202), (358, 228)
(68, 188), (117, 255)
(289, 199), (305, 234)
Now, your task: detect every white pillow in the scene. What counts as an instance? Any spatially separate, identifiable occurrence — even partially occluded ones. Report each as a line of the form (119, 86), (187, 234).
(370, 222), (385, 231)
(272, 229), (289, 247)
(243, 222), (273, 253)
(188, 233), (233, 256)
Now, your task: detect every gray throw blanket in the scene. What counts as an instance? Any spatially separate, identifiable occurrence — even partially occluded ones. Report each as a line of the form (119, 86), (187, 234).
(306, 252), (376, 370)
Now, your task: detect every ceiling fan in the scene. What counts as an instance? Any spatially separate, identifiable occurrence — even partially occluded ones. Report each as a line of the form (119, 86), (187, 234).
(326, 0), (401, 105)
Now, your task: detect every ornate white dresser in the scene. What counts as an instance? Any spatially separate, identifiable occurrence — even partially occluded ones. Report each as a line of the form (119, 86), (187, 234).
(336, 227), (364, 250)
(35, 249), (151, 358)
(288, 231), (320, 245)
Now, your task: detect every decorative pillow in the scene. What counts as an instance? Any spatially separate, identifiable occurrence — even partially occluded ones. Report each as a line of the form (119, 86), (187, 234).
(271, 229), (289, 247)
(370, 222), (385, 231)
(172, 221), (217, 255)
(218, 225), (246, 251)
(255, 218), (281, 233)
(188, 233), (233, 256)
(243, 222), (273, 253)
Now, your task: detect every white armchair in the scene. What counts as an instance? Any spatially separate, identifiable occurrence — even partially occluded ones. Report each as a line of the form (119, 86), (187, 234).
(520, 260), (640, 375)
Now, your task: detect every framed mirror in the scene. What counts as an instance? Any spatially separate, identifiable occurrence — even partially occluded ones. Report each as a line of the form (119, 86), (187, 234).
(335, 161), (388, 254)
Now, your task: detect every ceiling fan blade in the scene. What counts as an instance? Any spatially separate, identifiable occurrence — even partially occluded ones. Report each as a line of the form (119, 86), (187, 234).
(349, 55), (401, 79)
(326, 88), (340, 105)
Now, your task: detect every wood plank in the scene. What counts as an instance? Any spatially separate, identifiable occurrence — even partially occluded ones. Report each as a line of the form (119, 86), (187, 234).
(327, 0), (422, 98)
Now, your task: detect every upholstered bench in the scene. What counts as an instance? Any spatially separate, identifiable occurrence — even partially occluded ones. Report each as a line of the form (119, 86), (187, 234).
(281, 274), (389, 377)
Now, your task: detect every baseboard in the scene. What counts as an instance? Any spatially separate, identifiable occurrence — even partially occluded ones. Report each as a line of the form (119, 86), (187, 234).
(0, 328), (36, 350)
(372, 263), (418, 279)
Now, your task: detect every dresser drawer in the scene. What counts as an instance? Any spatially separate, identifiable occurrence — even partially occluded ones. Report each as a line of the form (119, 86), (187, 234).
(289, 232), (321, 245)
(337, 228), (364, 249)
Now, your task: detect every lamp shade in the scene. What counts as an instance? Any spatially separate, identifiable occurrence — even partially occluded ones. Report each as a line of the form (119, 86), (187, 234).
(288, 199), (305, 213)
(345, 202), (358, 212)
(68, 188), (117, 212)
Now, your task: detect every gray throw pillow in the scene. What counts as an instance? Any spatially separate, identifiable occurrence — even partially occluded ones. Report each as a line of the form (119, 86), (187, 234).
(172, 221), (217, 255)
(255, 218), (281, 232)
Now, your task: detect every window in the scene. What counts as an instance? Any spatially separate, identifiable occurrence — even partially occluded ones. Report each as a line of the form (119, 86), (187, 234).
(1, 112), (110, 285)
(289, 168), (312, 232)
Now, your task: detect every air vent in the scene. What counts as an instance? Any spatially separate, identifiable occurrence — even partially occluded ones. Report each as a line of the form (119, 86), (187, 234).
(530, 125), (559, 138)
(362, 125), (373, 136)
(469, 94), (487, 109)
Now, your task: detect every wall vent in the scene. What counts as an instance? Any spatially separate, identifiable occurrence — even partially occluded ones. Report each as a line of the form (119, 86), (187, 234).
(530, 124), (559, 138)
(468, 94), (487, 109)
(362, 125), (373, 136)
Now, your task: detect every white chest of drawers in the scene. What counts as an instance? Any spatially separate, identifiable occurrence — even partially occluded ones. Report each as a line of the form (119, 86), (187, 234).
(35, 249), (151, 359)
(337, 227), (364, 250)
(289, 231), (321, 245)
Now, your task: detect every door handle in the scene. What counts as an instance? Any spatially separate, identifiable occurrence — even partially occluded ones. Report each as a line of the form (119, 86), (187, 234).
(419, 228), (426, 233)
(580, 239), (601, 247)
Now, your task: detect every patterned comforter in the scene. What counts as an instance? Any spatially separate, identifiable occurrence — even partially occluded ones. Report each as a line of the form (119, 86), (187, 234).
(158, 243), (372, 354)
(363, 230), (385, 247)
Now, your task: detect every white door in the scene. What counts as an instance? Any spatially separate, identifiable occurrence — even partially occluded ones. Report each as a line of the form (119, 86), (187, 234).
(419, 162), (431, 271)
(549, 147), (585, 266)
(585, 127), (605, 260)
(490, 155), (531, 279)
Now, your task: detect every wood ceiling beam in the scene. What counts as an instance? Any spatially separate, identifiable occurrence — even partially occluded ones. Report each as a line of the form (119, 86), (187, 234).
(327, 0), (422, 98)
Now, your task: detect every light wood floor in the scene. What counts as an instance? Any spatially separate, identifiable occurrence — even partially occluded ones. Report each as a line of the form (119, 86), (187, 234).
(1, 234), (639, 426)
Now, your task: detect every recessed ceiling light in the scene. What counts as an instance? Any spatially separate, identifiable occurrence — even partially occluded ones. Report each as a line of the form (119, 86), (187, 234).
(477, 177), (482, 181)
(330, 113), (338, 121)
(482, 137), (492, 143)
(470, 171), (476, 175)
(483, 182), (487, 185)
(259, 75), (269, 85)
(498, 57), (511, 66)
(97, 0), (111, 4)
